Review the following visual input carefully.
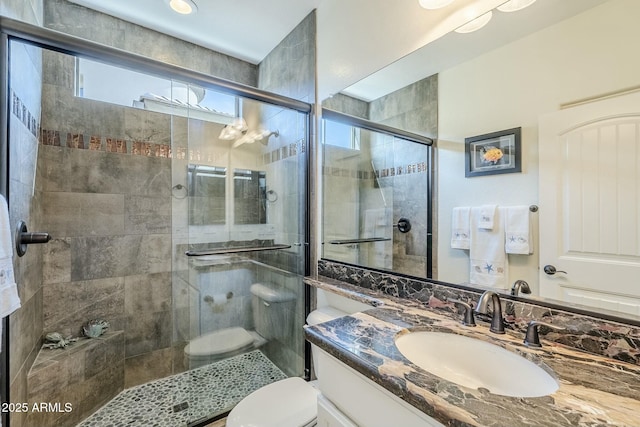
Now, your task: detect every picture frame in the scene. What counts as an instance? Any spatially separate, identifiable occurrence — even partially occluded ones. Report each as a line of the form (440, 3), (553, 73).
(465, 127), (521, 177)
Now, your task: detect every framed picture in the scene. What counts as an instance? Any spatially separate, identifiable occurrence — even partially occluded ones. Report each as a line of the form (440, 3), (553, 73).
(465, 127), (521, 177)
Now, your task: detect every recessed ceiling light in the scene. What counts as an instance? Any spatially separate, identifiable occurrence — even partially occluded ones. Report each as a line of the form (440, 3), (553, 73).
(497, 0), (536, 13)
(455, 11), (493, 34)
(418, 0), (455, 10)
(168, 0), (198, 15)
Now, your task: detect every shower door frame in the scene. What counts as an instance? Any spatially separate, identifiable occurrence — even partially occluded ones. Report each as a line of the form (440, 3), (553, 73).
(0, 16), (313, 427)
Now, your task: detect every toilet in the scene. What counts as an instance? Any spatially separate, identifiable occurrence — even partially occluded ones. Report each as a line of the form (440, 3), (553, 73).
(184, 283), (295, 368)
(226, 305), (349, 427)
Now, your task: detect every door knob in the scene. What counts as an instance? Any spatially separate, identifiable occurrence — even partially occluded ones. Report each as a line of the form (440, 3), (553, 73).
(543, 265), (567, 275)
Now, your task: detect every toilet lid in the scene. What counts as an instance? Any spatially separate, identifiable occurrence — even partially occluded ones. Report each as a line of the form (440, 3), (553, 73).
(226, 377), (319, 427)
(184, 327), (254, 357)
(307, 306), (348, 325)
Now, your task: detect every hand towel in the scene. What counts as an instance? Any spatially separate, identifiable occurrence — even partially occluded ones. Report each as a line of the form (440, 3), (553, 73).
(0, 195), (20, 321)
(470, 206), (508, 289)
(505, 205), (532, 255)
(451, 207), (470, 250)
(477, 204), (497, 230)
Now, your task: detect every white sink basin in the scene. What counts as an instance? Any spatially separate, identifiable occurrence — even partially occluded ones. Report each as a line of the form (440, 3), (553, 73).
(395, 331), (559, 397)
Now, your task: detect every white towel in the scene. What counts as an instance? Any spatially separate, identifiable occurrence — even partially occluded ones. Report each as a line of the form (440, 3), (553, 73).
(505, 205), (532, 255)
(451, 207), (470, 250)
(470, 206), (508, 289)
(477, 204), (497, 230)
(0, 195), (20, 322)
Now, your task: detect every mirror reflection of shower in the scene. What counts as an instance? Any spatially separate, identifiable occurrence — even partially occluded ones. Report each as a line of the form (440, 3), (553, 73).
(322, 109), (433, 277)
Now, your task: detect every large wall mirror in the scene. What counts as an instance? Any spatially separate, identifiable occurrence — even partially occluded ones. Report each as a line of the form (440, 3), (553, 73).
(188, 164), (227, 225)
(320, 0), (640, 321)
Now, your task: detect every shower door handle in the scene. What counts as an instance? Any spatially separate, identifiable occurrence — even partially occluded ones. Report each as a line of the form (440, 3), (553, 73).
(16, 220), (52, 257)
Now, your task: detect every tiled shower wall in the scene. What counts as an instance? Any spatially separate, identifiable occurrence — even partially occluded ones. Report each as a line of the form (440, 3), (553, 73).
(44, 0), (257, 86)
(38, 0), (257, 385)
(38, 47), (174, 389)
(3, 2), (44, 427)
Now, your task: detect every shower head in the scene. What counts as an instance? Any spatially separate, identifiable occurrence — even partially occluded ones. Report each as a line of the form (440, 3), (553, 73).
(219, 118), (248, 140)
(230, 128), (279, 148)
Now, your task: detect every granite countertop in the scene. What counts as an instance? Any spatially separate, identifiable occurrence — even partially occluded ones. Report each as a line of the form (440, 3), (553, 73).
(304, 277), (640, 427)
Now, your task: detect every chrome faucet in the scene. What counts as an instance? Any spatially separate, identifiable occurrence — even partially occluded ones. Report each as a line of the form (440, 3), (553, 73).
(511, 280), (531, 297)
(474, 291), (505, 334)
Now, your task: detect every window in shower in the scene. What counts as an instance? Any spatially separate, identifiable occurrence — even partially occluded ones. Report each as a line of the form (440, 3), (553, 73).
(323, 118), (360, 150)
(75, 57), (239, 121)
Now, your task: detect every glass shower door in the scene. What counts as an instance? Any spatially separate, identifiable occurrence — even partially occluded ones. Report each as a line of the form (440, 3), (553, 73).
(174, 85), (309, 424)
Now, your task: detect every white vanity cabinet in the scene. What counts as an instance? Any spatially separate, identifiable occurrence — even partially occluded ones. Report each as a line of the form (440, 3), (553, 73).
(315, 348), (446, 427)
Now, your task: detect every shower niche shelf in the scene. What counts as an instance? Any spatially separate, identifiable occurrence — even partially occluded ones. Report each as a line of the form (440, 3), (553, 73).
(26, 331), (125, 426)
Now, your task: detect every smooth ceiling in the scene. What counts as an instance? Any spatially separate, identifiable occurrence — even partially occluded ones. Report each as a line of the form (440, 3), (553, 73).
(66, 0), (608, 101)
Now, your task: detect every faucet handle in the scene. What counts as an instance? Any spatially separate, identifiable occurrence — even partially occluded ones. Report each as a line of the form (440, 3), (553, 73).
(524, 320), (563, 348)
(448, 299), (476, 327)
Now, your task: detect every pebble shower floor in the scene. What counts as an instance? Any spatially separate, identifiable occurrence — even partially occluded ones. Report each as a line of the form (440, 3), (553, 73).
(77, 350), (287, 427)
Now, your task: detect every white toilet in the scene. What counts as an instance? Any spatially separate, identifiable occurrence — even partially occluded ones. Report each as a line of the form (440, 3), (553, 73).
(184, 283), (295, 368)
(225, 305), (350, 427)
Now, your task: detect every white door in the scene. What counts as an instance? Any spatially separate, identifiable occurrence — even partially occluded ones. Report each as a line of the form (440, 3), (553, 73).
(539, 90), (640, 315)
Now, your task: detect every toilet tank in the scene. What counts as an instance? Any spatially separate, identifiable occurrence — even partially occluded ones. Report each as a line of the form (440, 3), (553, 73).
(250, 283), (296, 341)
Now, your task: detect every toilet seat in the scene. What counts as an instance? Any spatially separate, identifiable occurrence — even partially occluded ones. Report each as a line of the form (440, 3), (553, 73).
(184, 327), (254, 358)
(226, 377), (319, 427)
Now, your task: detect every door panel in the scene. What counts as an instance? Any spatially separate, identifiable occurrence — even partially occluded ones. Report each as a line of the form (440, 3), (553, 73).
(539, 91), (640, 315)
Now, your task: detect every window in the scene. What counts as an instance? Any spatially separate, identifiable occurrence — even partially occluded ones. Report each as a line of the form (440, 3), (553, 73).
(75, 58), (238, 120)
(323, 119), (360, 150)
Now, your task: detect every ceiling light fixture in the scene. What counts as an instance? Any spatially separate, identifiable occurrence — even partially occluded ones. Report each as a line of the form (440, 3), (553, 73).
(497, 0), (537, 13)
(418, 0), (455, 10)
(455, 11), (493, 34)
(168, 0), (198, 15)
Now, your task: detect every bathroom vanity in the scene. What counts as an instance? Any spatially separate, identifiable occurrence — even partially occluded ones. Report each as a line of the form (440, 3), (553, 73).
(305, 277), (640, 427)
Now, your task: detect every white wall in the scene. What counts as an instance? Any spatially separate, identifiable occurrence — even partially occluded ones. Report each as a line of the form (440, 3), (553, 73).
(437, 0), (640, 293)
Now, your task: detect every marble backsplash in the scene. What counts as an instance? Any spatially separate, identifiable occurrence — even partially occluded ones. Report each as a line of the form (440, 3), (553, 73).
(318, 260), (640, 365)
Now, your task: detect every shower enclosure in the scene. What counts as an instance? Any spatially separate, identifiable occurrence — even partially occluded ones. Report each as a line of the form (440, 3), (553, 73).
(1, 18), (309, 427)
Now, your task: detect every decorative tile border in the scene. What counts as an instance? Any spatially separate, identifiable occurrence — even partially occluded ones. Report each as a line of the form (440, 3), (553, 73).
(39, 128), (173, 159)
(261, 139), (306, 165)
(37, 128), (306, 165)
(11, 90), (39, 137)
(15, 84), (306, 165)
(322, 161), (428, 180)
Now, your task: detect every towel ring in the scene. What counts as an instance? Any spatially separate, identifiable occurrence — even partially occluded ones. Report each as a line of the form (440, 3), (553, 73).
(266, 189), (278, 202)
(172, 184), (188, 199)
